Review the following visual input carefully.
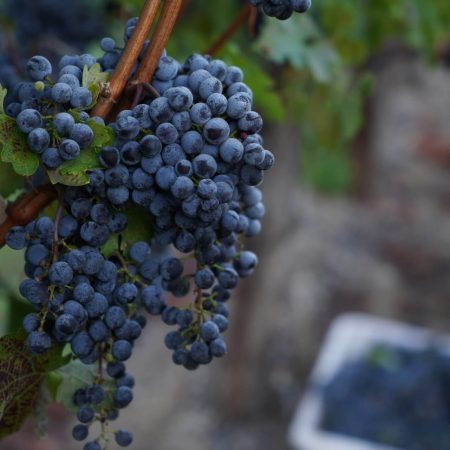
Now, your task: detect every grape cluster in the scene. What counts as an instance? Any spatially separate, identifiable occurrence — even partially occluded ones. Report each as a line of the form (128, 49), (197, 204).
(248, 0), (311, 20)
(7, 197), (141, 447)
(4, 53), (104, 169)
(92, 34), (272, 367)
(4, 15), (274, 450)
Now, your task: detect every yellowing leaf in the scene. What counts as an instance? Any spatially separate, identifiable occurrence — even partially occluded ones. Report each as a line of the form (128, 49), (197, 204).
(82, 63), (110, 88)
(88, 84), (102, 106)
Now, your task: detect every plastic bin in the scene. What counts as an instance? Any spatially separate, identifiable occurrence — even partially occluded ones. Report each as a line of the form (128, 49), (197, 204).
(288, 313), (450, 450)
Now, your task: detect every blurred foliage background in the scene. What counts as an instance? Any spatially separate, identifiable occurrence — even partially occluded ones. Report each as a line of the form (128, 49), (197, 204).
(1, 0), (450, 333)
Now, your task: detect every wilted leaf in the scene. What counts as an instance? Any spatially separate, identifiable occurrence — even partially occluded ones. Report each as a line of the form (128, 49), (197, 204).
(0, 334), (67, 438)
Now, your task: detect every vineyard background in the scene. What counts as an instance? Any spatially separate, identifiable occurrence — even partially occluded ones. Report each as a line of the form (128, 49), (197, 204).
(1, 1), (450, 449)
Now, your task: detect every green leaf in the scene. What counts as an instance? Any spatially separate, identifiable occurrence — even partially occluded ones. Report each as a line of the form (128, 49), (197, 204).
(0, 85), (7, 114)
(47, 116), (113, 187)
(0, 114), (39, 176)
(0, 160), (24, 198)
(101, 205), (153, 257)
(59, 148), (102, 176)
(47, 146), (102, 186)
(53, 360), (95, 413)
(47, 168), (89, 186)
(256, 15), (339, 83)
(5, 188), (25, 202)
(68, 110), (114, 150)
(0, 334), (67, 438)
(44, 371), (63, 402)
(88, 118), (115, 149)
(5, 295), (34, 336)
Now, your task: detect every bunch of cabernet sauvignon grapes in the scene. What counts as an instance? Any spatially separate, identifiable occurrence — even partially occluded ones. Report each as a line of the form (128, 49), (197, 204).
(248, 0), (311, 20)
(4, 16), (274, 450)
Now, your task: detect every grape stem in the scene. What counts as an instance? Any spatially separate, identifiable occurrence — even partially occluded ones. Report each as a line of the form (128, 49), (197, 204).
(0, 185), (57, 248)
(91, 0), (163, 119)
(142, 82), (161, 99)
(204, 4), (253, 56)
(52, 185), (65, 263)
(114, 0), (184, 114)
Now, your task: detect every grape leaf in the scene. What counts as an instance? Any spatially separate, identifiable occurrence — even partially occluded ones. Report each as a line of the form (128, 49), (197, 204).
(5, 188), (25, 202)
(47, 115), (113, 186)
(82, 63), (110, 89)
(59, 149), (102, 176)
(256, 15), (339, 83)
(0, 85), (7, 114)
(45, 371), (62, 402)
(47, 147), (101, 186)
(101, 205), (154, 256)
(88, 83), (102, 106)
(88, 118), (115, 150)
(0, 114), (39, 176)
(46, 169), (89, 187)
(0, 334), (68, 438)
(53, 360), (95, 413)
(68, 110), (114, 149)
(81, 64), (109, 108)
(0, 159), (25, 198)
